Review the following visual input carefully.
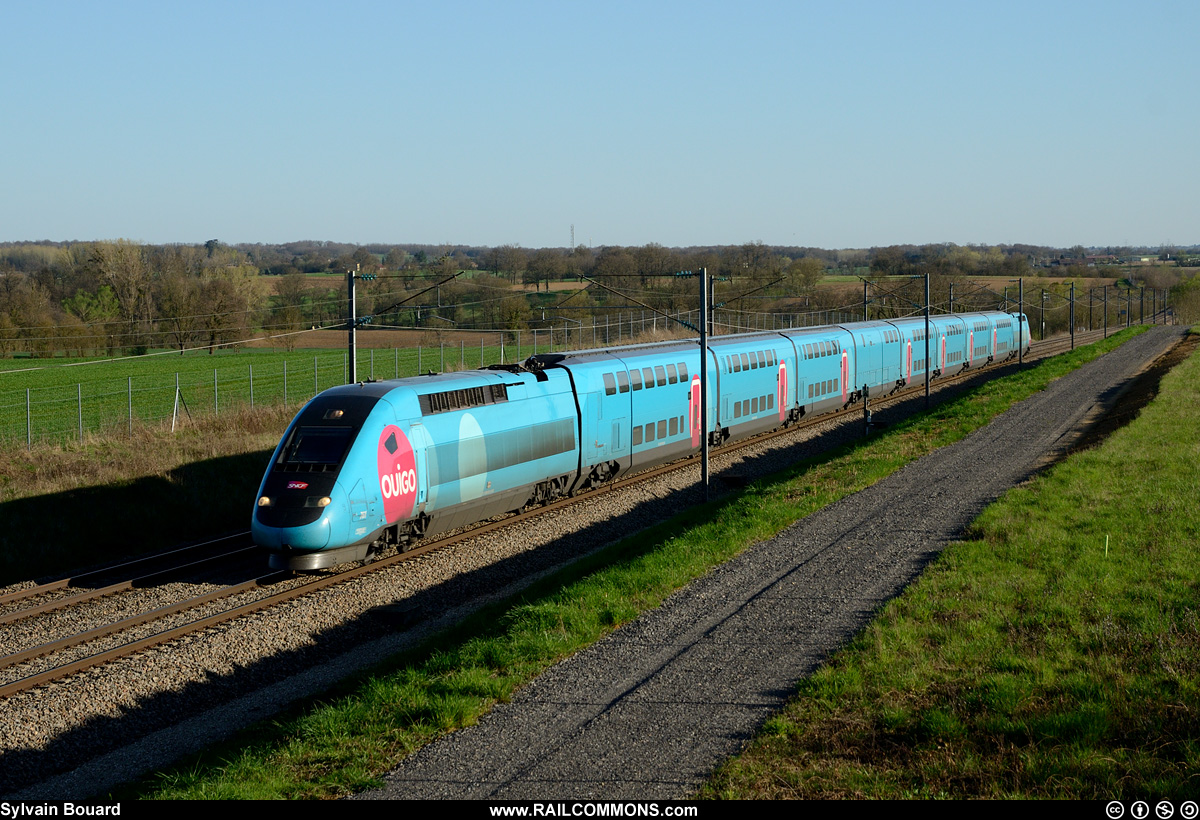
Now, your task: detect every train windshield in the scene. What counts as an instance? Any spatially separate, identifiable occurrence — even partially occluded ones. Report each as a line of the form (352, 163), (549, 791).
(278, 426), (355, 466)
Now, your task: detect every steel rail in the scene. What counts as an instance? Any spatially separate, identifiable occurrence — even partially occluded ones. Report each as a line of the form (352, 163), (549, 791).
(0, 531), (253, 608)
(0, 545), (257, 628)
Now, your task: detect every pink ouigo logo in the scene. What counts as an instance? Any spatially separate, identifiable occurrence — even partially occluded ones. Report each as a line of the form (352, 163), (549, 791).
(777, 360), (788, 422)
(377, 425), (418, 522)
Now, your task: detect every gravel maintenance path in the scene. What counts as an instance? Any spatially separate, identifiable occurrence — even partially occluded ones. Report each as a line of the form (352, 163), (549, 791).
(358, 325), (1186, 800)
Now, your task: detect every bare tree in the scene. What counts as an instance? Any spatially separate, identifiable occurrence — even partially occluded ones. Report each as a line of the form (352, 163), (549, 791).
(88, 240), (154, 352)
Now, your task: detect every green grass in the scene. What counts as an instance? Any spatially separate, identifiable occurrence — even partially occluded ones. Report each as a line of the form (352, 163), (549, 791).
(0, 344), (523, 447)
(115, 328), (1154, 800)
(702, 331), (1199, 799)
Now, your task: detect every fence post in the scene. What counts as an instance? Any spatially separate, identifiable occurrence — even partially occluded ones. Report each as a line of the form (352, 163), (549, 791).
(249, 364), (254, 408)
(440, 342), (444, 373)
(394, 348), (398, 378)
(418, 346), (422, 373)
(77, 383), (83, 443)
(26, 388), (31, 451)
(214, 369), (219, 415)
(129, 376), (133, 438)
(461, 340), (464, 370)
(371, 348), (375, 380)
(284, 360), (288, 405)
(481, 336), (485, 368)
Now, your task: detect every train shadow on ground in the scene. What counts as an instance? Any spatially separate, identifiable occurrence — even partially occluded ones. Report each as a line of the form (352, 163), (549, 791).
(0, 449), (276, 588)
(4, 345), (1165, 798)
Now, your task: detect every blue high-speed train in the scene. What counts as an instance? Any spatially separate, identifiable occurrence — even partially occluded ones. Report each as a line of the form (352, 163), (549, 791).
(252, 311), (1030, 569)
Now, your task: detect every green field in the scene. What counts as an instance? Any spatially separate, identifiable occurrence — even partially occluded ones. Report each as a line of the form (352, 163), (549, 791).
(0, 343), (520, 448)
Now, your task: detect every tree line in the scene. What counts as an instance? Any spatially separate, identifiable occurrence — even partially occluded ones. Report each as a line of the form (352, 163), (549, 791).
(0, 239), (1194, 358)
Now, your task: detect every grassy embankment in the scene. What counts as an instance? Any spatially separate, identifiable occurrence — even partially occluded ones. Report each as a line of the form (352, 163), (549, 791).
(703, 333), (1199, 799)
(115, 327), (1161, 799)
(0, 406), (293, 585)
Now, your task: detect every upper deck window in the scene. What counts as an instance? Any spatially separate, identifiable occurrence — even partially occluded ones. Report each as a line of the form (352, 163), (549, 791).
(419, 383), (509, 415)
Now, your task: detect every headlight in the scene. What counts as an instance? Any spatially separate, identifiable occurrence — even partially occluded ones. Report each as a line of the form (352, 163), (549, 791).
(305, 496), (332, 508)
(258, 496), (272, 507)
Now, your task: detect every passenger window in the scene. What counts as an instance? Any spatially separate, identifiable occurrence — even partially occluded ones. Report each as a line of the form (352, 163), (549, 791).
(654, 366), (666, 386)
(616, 371), (629, 393)
(734, 403), (742, 419)
(645, 422), (655, 443)
(603, 373), (616, 396)
(666, 364), (678, 384)
(757, 351), (766, 368)
(740, 353), (750, 371)
(733, 357), (741, 373)
(752, 397), (758, 414)
(669, 417), (678, 436)
(678, 362), (688, 381)
(632, 426), (643, 445)
(643, 367), (654, 388)
(631, 369), (642, 390)
(767, 394), (774, 409)
(657, 420), (667, 439)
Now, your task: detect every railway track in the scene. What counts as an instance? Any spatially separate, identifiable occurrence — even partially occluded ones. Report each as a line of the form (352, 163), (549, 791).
(0, 328), (1120, 702)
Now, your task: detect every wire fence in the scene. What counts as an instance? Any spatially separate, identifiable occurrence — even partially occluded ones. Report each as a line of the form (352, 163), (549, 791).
(0, 304), (967, 450)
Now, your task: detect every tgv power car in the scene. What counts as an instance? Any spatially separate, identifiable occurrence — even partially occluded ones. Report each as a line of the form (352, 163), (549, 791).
(252, 311), (1030, 569)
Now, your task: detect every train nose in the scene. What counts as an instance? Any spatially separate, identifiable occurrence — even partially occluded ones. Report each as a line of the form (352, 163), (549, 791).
(252, 485), (346, 551)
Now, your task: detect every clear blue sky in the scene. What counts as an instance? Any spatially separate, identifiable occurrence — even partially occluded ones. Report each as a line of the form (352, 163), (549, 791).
(2, 0), (1195, 250)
